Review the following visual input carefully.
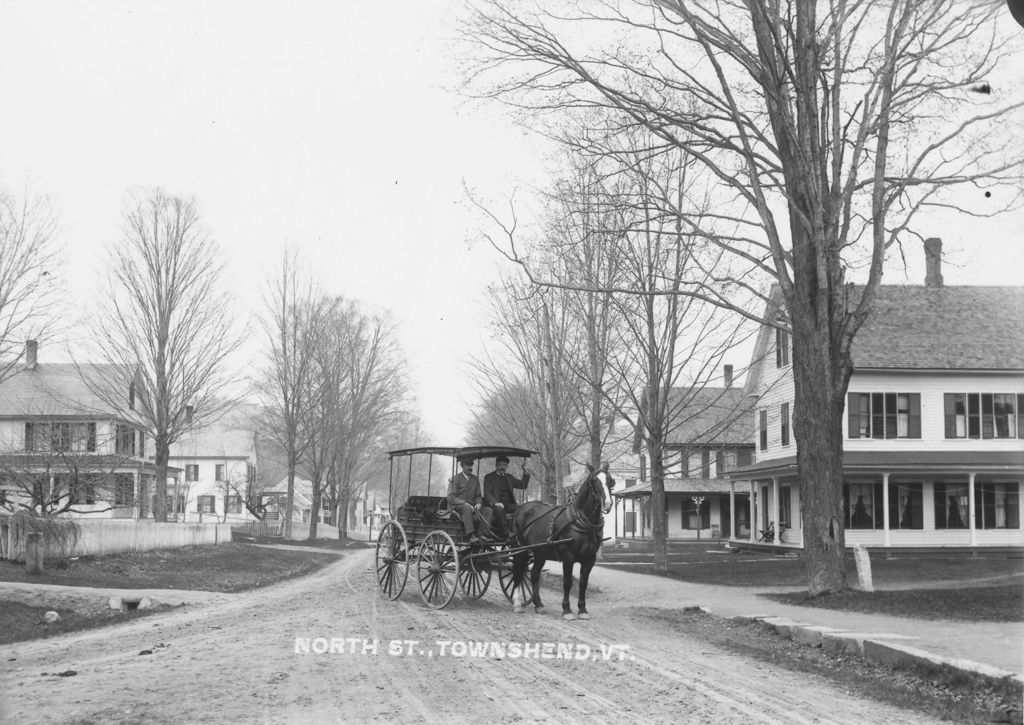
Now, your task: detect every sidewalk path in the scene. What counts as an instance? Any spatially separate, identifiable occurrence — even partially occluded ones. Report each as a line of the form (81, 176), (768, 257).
(590, 563), (1024, 676)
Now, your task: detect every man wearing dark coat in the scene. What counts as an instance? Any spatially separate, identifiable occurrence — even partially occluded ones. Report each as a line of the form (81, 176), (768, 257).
(447, 456), (488, 543)
(482, 455), (531, 539)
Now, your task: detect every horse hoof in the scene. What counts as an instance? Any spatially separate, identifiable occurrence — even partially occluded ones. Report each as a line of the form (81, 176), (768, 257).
(513, 606), (525, 614)
(578, 612), (591, 620)
(562, 612), (576, 621)
(534, 606), (545, 615)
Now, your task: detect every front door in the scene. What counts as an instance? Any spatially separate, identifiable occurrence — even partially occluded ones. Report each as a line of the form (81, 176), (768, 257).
(720, 496), (731, 538)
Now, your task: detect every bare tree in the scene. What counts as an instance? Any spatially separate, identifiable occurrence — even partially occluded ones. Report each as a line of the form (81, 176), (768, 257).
(0, 188), (61, 384)
(256, 250), (330, 538)
(82, 189), (243, 522)
(322, 300), (408, 539)
(466, 0), (1023, 593)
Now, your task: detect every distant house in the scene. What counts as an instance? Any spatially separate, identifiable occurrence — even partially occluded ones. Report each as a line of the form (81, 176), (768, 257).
(727, 239), (1024, 550)
(166, 409), (260, 524)
(0, 341), (171, 518)
(262, 477), (335, 526)
(611, 365), (755, 541)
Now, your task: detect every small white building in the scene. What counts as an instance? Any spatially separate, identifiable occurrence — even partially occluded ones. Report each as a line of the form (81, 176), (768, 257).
(166, 410), (259, 524)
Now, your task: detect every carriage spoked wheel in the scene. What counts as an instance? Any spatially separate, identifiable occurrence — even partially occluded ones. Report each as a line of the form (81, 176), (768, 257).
(375, 520), (409, 600)
(417, 531), (459, 609)
(457, 551), (492, 600)
(497, 545), (534, 604)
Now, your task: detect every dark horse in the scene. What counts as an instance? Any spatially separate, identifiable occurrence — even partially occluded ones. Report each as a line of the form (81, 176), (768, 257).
(508, 463), (614, 619)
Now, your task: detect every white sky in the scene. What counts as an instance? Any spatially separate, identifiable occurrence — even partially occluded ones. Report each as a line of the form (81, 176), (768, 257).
(0, 2), (1021, 444)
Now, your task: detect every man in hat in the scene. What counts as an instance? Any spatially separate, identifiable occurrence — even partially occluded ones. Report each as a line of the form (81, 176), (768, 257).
(447, 456), (488, 544)
(483, 455), (531, 540)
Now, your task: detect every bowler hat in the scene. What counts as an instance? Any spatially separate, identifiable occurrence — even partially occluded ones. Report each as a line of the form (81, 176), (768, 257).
(495, 455), (510, 464)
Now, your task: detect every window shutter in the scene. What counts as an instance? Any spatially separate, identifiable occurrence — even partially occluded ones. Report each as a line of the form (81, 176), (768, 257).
(908, 394), (921, 438)
(25, 422), (34, 451)
(873, 483), (883, 530)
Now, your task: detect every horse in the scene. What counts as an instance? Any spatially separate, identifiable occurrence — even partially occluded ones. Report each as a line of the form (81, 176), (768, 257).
(508, 463), (614, 620)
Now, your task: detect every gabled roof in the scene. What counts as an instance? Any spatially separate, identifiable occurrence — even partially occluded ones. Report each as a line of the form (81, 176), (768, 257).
(746, 284), (1024, 393)
(169, 406), (257, 459)
(664, 387), (755, 446)
(0, 364), (125, 418)
(850, 286), (1024, 370)
(613, 478), (734, 496)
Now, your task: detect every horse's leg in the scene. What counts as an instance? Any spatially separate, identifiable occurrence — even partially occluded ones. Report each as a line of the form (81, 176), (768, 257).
(561, 560), (576, 620)
(577, 557), (596, 620)
(530, 557), (545, 613)
(511, 552), (528, 614)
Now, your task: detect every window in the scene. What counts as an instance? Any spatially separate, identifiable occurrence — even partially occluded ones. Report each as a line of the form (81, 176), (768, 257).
(185, 464), (199, 482)
(778, 486), (792, 528)
(138, 432), (145, 458)
(945, 393), (1020, 439)
(51, 422), (71, 451)
(225, 495), (242, 514)
(888, 482), (923, 530)
(681, 498), (710, 529)
(775, 327), (789, 368)
(115, 424), (135, 456)
(624, 478), (637, 489)
(701, 450), (711, 478)
(215, 464), (226, 482)
(246, 464), (257, 484)
(975, 483), (1020, 529)
(736, 449), (753, 468)
(848, 393), (921, 439)
(24, 422), (35, 451)
(114, 474), (135, 506)
(76, 422), (97, 452)
(934, 482), (969, 529)
(197, 495), (216, 514)
(716, 450), (736, 474)
(164, 494), (186, 514)
(759, 410), (768, 450)
(780, 403), (790, 447)
(843, 482), (883, 529)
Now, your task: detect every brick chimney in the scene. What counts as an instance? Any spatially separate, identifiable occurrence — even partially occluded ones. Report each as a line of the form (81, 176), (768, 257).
(25, 340), (37, 368)
(924, 238), (943, 288)
(724, 364), (733, 388)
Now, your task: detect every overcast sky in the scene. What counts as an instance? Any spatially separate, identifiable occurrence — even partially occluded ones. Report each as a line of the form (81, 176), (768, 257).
(0, 2), (1021, 445)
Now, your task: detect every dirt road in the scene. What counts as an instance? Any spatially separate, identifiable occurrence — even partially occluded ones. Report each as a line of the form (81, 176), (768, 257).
(0, 549), (942, 724)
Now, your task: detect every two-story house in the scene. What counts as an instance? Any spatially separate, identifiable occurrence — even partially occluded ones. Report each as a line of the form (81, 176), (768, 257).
(613, 365), (756, 541)
(0, 341), (166, 518)
(727, 239), (1024, 550)
(166, 408), (259, 524)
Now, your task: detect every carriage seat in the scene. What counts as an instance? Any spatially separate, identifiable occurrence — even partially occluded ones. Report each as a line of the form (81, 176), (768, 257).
(404, 495), (455, 524)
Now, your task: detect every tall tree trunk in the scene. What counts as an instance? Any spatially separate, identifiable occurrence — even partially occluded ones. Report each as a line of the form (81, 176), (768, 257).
(791, 290), (852, 595)
(153, 436), (169, 522)
(648, 438), (667, 572)
(541, 302), (564, 504)
(284, 453), (296, 539)
(307, 476), (321, 541)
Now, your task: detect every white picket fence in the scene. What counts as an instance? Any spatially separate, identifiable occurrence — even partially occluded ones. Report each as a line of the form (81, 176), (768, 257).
(0, 517), (231, 561)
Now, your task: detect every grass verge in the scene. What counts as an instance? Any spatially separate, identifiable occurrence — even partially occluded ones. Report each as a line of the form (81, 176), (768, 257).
(762, 584), (1022, 621)
(636, 607), (1023, 724)
(0, 600), (170, 647)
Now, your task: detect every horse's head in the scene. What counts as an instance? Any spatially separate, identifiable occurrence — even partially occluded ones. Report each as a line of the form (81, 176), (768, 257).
(581, 462), (613, 517)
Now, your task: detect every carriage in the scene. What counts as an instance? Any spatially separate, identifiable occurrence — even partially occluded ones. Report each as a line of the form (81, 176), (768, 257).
(375, 445), (555, 609)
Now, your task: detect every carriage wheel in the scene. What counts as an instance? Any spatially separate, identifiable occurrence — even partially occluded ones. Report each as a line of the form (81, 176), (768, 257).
(375, 521), (409, 600)
(417, 531), (459, 609)
(497, 545), (534, 604)
(458, 553), (492, 600)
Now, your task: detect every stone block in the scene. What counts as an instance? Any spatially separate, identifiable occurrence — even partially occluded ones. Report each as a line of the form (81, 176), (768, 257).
(791, 625), (847, 647)
(822, 631), (918, 655)
(760, 617), (806, 639)
(863, 639), (941, 669)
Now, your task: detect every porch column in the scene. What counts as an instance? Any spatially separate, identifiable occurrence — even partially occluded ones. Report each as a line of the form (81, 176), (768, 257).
(772, 477), (780, 544)
(749, 480), (756, 543)
(729, 481), (736, 542)
(882, 472), (891, 548)
(968, 472), (977, 547)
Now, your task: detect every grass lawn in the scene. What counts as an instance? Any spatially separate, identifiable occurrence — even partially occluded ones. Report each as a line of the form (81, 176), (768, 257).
(763, 584), (1022, 621)
(0, 541), (369, 646)
(0, 541), (354, 593)
(601, 545), (1024, 621)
